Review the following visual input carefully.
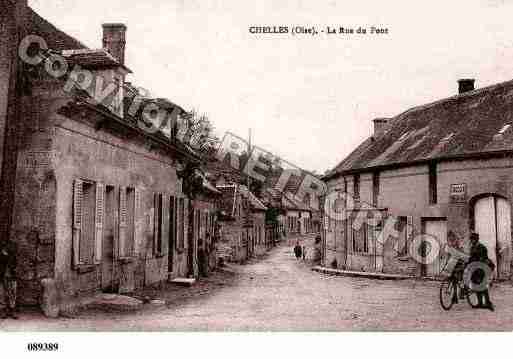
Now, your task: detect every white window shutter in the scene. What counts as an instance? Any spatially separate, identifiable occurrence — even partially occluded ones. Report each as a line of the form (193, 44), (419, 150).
(152, 193), (157, 255)
(406, 216), (413, 254)
(94, 182), (105, 264)
(119, 187), (127, 258)
(73, 179), (83, 268)
(134, 188), (141, 256)
(184, 198), (189, 249)
(162, 195), (169, 255)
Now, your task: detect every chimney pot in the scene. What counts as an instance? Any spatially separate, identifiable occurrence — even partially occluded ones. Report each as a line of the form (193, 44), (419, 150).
(102, 23), (127, 65)
(373, 118), (389, 137)
(458, 78), (475, 94)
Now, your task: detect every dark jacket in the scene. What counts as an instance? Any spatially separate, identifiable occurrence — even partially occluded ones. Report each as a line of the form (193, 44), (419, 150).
(469, 242), (489, 264)
(0, 241), (17, 279)
(469, 241), (493, 287)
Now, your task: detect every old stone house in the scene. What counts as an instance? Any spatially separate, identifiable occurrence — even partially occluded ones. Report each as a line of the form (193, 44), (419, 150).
(262, 188), (316, 238)
(190, 173), (221, 276)
(216, 183), (267, 263)
(322, 78), (513, 279)
(238, 185), (268, 257)
(0, 3), (201, 312)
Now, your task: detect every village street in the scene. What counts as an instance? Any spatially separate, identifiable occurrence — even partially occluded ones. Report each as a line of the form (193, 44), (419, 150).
(2, 235), (513, 331)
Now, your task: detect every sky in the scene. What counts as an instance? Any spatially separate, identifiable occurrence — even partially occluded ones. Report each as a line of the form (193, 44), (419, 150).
(28, 0), (513, 174)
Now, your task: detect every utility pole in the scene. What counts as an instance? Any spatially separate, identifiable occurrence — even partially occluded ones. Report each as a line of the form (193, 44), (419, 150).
(247, 128), (251, 191)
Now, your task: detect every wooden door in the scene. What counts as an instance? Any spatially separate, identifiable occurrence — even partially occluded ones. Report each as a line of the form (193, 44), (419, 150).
(474, 196), (511, 279)
(102, 186), (116, 290)
(496, 198), (511, 278)
(424, 219), (447, 277)
(168, 196), (176, 274)
(474, 197), (496, 272)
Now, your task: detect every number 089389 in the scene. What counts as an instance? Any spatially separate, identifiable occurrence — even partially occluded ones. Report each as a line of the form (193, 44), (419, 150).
(27, 343), (59, 351)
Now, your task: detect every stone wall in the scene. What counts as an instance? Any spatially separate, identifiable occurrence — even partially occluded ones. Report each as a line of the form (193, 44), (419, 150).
(324, 157), (513, 278)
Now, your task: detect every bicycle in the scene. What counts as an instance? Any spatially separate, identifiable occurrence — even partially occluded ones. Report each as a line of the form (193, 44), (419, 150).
(439, 258), (480, 310)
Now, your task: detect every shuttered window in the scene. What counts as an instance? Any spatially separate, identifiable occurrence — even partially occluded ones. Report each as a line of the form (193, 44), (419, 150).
(94, 182), (105, 264)
(80, 181), (96, 264)
(397, 216), (413, 256)
(177, 197), (185, 250)
(73, 179), (83, 268)
(119, 187), (136, 258)
(153, 193), (163, 256)
(352, 222), (369, 254)
(169, 195), (176, 254)
(73, 179), (104, 267)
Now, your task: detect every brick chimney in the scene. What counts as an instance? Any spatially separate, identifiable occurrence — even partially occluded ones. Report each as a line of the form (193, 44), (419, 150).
(373, 118), (389, 137)
(102, 23), (127, 65)
(458, 79), (475, 94)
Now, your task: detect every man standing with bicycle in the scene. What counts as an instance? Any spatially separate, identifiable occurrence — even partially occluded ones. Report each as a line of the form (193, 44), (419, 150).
(467, 232), (495, 311)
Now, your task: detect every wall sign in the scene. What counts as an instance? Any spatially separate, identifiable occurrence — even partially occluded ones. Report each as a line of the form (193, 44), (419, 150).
(450, 183), (467, 202)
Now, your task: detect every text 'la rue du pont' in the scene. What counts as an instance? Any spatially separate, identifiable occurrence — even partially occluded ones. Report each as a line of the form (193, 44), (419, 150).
(248, 25), (389, 36)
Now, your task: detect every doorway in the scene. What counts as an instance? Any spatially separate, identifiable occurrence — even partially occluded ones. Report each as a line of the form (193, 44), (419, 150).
(422, 219), (447, 277)
(168, 196), (176, 274)
(102, 185), (116, 291)
(473, 195), (511, 279)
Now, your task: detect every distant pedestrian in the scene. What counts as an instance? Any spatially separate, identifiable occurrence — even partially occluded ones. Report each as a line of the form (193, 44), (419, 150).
(294, 241), (302, 260)
(0, 240), (17, 319)
(302, 246), (306, 260)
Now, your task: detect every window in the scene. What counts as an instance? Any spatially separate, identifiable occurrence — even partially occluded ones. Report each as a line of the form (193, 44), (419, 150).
(429, 163), (437, 204)
(354, 174), (360, 201)
(177, 198), (185, 250)
(397, 216), (412, 256)
(397, 217), (407, 256)
(372, 172), (380, 207)
(72, 180), (104, 267)
(154, 193), (164, 256)
(119, 187), (136, 258)
(351, 219), (369, 254)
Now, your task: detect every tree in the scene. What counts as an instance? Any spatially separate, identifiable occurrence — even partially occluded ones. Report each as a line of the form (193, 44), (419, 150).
(179, 109), (219, 161)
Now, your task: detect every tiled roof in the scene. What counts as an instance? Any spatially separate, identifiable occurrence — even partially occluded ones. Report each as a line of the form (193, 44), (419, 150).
(62, 49), (131, 72)
(217, 184), (267, 214)
(262, 188), (310, 212)
(28, 8), (132, 72)
(28, 8), (196, 160)
(27, 7), (87, 51)
(327, 79), (513, 178)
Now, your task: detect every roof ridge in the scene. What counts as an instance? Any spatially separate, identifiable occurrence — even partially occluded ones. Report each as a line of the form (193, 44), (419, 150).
(397, 78), (513, 120)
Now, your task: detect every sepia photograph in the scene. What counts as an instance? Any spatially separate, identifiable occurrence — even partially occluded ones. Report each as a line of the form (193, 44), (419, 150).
(1, 0), (513, 356)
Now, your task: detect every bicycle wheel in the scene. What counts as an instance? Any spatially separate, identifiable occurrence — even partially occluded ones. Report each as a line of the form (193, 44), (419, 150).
(440, 279), (456, 310)
(466, 289), (480, 308)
